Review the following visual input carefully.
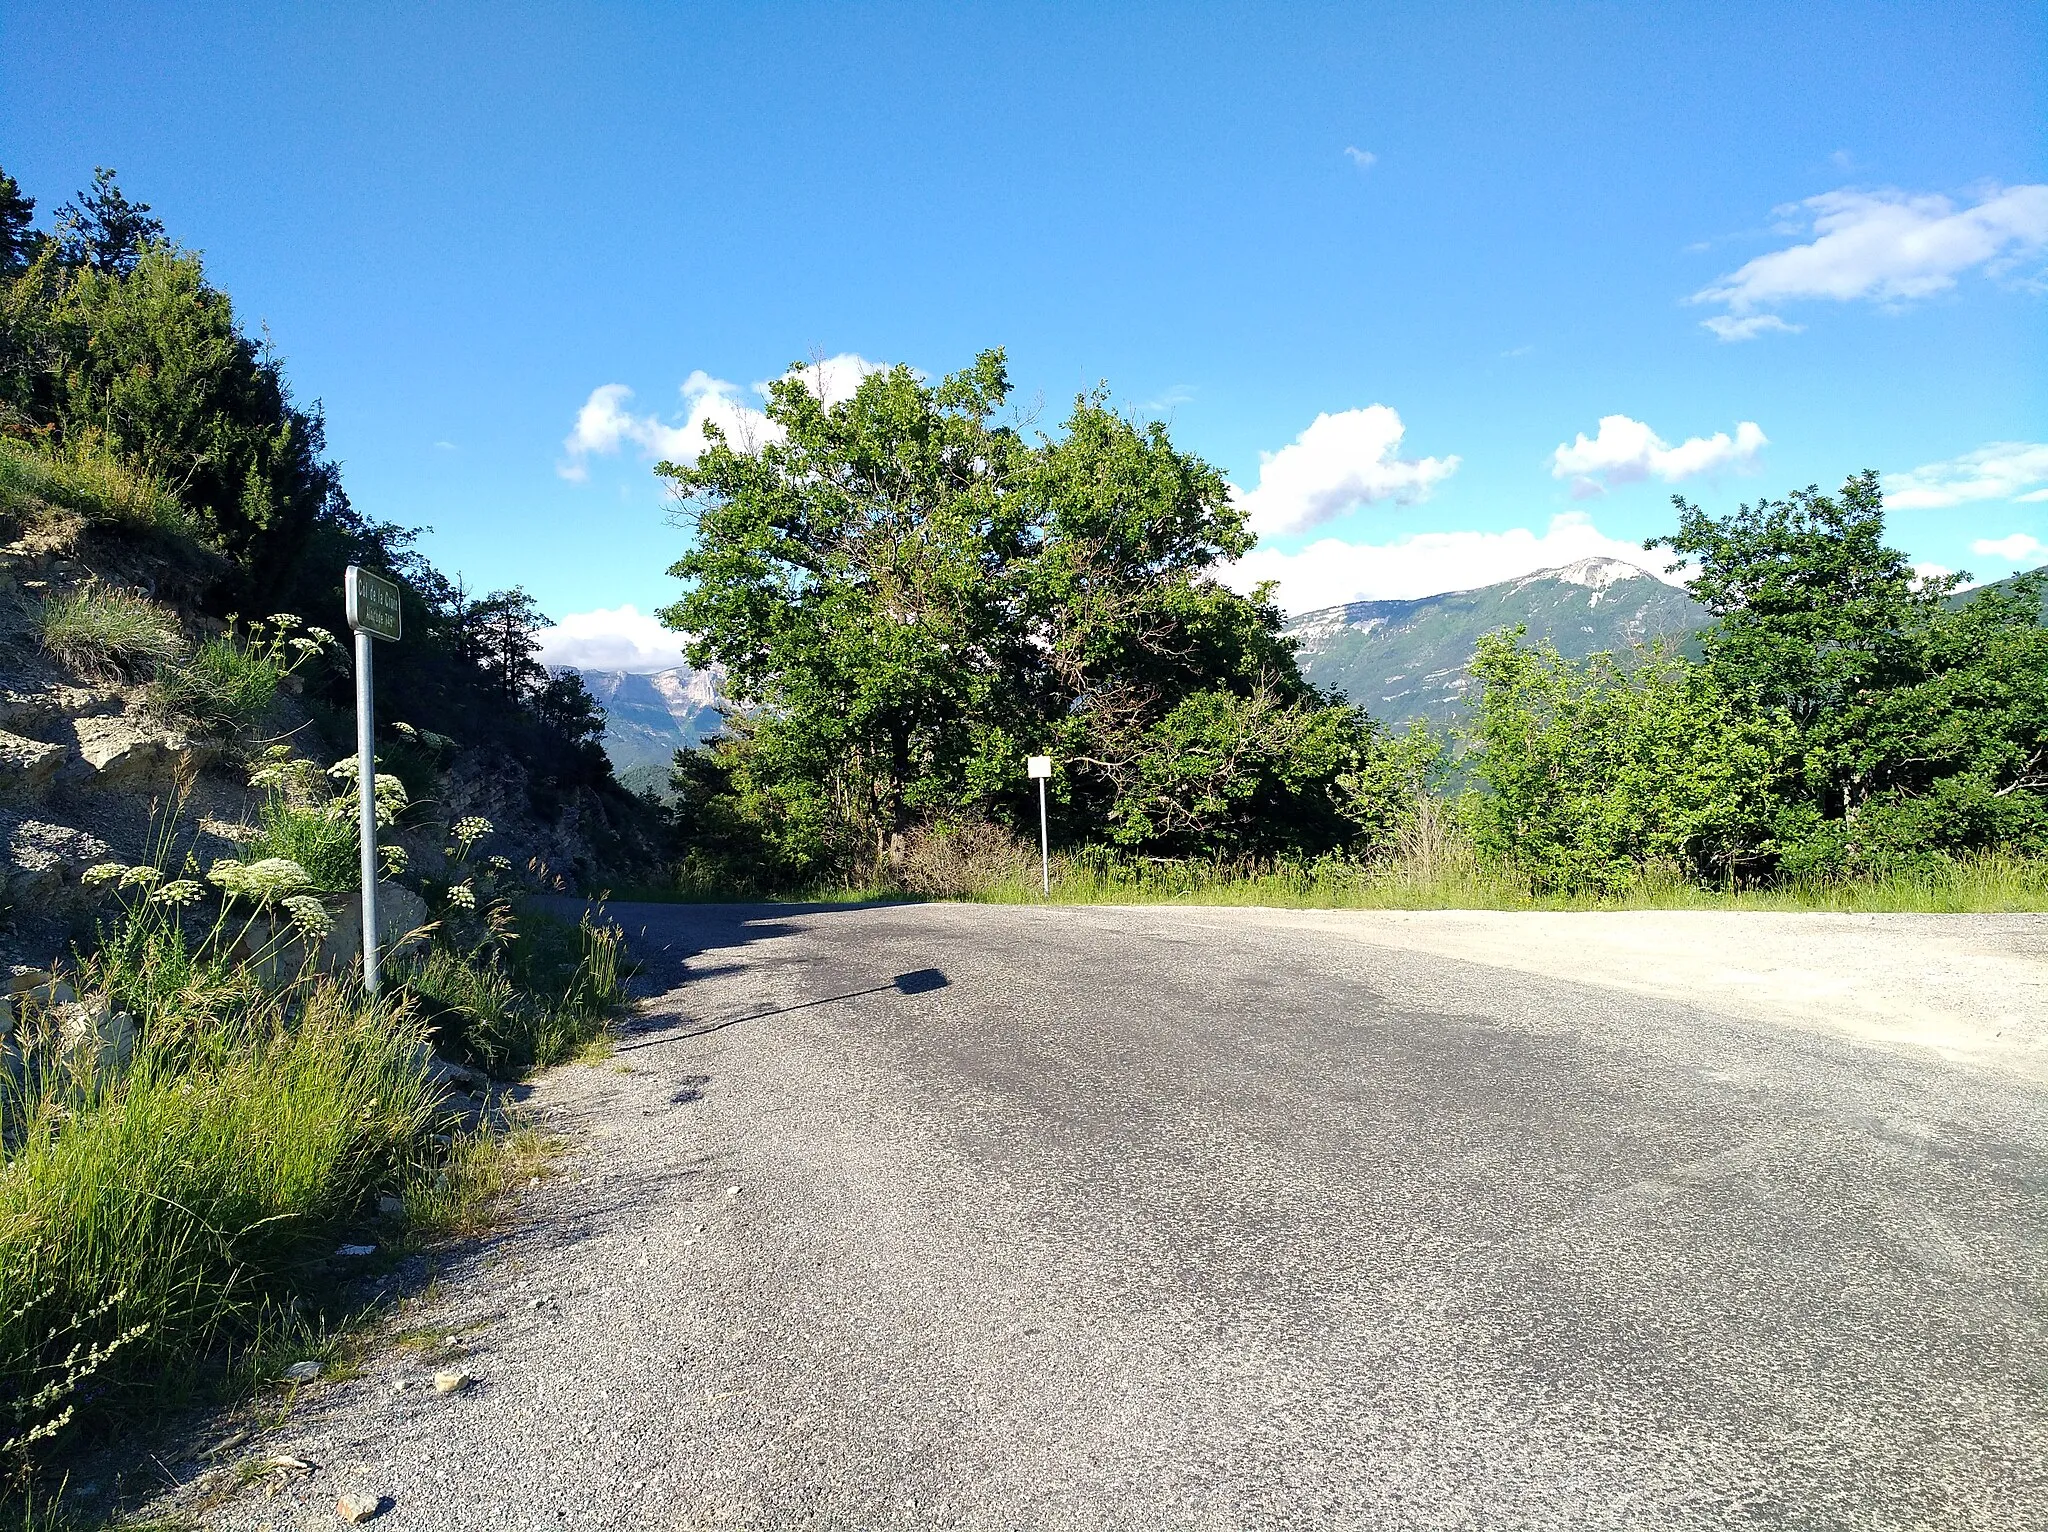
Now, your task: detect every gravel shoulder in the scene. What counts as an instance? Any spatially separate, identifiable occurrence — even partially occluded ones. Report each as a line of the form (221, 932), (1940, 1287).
(142, 904), (2048, 1531)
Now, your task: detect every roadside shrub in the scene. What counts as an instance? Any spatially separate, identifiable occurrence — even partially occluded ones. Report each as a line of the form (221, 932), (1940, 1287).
(1463, 632), (1786, 896)
(402, 907), (625, 1076)
(895, 817), (1041, 898)
(37, 586), (184, 678)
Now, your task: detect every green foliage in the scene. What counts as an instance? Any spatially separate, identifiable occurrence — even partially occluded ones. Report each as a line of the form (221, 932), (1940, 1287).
(1460, 474), (2048, 895)
(1464, 633), (1785, 895)
(37, 586), (183, 677)
(0, 962), (434, 1471)
(152, 613), (342, 734)
(399, 908), (624, 1075)
(661, 349), (1418, 880)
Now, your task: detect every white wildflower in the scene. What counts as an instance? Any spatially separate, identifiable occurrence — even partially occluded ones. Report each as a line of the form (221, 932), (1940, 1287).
(379, 844), (408, 878)
(118, 866), (163, 889)
(209, 857), (314, 901)
(446, 883), (477, 911)
(451, 817), (491, 851)
(391, 721), (420, 742)
(268, 612), (303, 630)
(288, 636), (321, 655)
(150, 879), (204, 907)
(305, 626), (337, 647)
(82, 862), (129, 887)
(485, 855), (513, 875)
(282, 894), (333, 940)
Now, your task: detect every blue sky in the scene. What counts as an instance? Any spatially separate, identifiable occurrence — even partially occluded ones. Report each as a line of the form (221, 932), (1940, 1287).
(5, 2), (2044, 670)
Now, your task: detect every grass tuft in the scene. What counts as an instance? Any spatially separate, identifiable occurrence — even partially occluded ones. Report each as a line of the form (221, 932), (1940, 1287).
(38, 586), (185, 679)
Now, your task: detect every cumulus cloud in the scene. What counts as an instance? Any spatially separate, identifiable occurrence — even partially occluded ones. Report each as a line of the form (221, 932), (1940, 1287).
(1551, 415), (1767, 496)
(558, 353), (887, 481)
(1224, 511), (1677, 615)
(1969, 533), (2046, 564)
(1692, 183), (2048, 338)
(1344, 146), (1377, 170)
(1232, 406), (1458, 538)
(1886, 442), (2048, 510)
(534, 605), (694, 673)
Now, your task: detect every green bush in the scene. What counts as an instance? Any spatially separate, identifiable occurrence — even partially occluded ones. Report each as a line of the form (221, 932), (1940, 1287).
(401, 908), (626, 1076)
(37, 586), (184, 678)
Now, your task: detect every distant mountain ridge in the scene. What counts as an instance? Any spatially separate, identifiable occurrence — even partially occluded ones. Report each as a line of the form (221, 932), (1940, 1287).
(1281, 556), (1708, 726)
(559, 665), (724, 793)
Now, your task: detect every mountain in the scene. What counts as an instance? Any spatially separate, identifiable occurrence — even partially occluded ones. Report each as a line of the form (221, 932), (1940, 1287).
(1281, 557), (1708, 726)
(564, 666), (724, 789)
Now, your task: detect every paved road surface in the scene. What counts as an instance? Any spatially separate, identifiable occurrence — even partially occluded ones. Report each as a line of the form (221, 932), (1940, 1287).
(181, 903), (2047, 1530)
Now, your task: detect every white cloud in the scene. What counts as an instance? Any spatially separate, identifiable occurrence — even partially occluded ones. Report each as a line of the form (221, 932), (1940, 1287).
(1691, 183), (2048, 337)
(1344, 146), (1377, 170)
(558, 353), (887, 481)
(1551, 415), (1767, 496)
(1886, 442), (2048, 509)
(1969, 533), (2046, 564)
(1700, 314), (1803, 342)
(1232, 405), (1458, 537)
(1224, 511), (1677, 615)
(535, 605), (694, 673)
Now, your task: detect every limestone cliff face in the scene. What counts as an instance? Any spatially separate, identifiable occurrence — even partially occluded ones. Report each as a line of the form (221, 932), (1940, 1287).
(1281, 558), (1707, 727)
(560, 664), (724, 785)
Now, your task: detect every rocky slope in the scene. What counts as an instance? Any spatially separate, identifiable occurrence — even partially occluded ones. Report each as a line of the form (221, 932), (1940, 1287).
(1282, 556), (1707, 726)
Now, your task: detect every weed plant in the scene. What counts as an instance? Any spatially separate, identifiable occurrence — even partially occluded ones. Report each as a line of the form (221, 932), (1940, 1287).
(0, 854), (629, 1497)
(36, 587), (184, 679)
(400, 907), (627, 1076)
(151, 614), (342, 737)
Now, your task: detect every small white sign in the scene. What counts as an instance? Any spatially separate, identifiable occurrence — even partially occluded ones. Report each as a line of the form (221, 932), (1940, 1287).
(1027, 754), (1052, 779)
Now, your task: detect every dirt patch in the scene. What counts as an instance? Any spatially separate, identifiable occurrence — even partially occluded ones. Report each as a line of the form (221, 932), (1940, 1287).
(1166, 909), (2048, 1084)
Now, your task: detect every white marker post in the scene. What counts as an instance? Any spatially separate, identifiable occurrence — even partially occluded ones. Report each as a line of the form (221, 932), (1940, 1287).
(1027, 754), (1052, 897)
(344, 565), (403, 996)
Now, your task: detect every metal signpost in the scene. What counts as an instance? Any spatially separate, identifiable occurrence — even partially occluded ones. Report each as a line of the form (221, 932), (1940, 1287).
(344, 566), (402, 995)
(1027, 754), (1052, 896)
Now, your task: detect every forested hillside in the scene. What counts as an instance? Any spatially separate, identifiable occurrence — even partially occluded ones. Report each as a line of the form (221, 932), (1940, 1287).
(0, 164), (658, 900)
(1283, 556), (1706, 726)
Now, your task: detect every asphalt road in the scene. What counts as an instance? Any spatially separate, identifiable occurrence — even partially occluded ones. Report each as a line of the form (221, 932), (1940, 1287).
(184, 902), (2048, 1531)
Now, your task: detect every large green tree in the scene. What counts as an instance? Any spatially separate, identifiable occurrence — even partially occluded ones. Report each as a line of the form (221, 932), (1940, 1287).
(660, 349), (1413, 879)
(1652, 472), (2048, 874)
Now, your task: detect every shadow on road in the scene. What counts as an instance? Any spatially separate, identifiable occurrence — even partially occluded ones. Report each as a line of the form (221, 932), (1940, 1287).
(616, 966), (949, 1049)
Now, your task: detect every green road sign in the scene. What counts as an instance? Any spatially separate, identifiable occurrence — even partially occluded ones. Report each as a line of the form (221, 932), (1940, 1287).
(345, 565), (403, 641)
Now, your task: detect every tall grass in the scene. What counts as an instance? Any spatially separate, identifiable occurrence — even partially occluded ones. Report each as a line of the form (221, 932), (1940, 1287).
(0, 974), (435, 1467)
(646, 808), (2048, 915)
(400, 906), (628, 1075)
(0, 436), (193, 539)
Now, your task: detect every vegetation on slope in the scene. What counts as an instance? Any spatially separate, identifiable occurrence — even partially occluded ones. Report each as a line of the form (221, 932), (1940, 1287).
(0, 163), (642, 1506)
